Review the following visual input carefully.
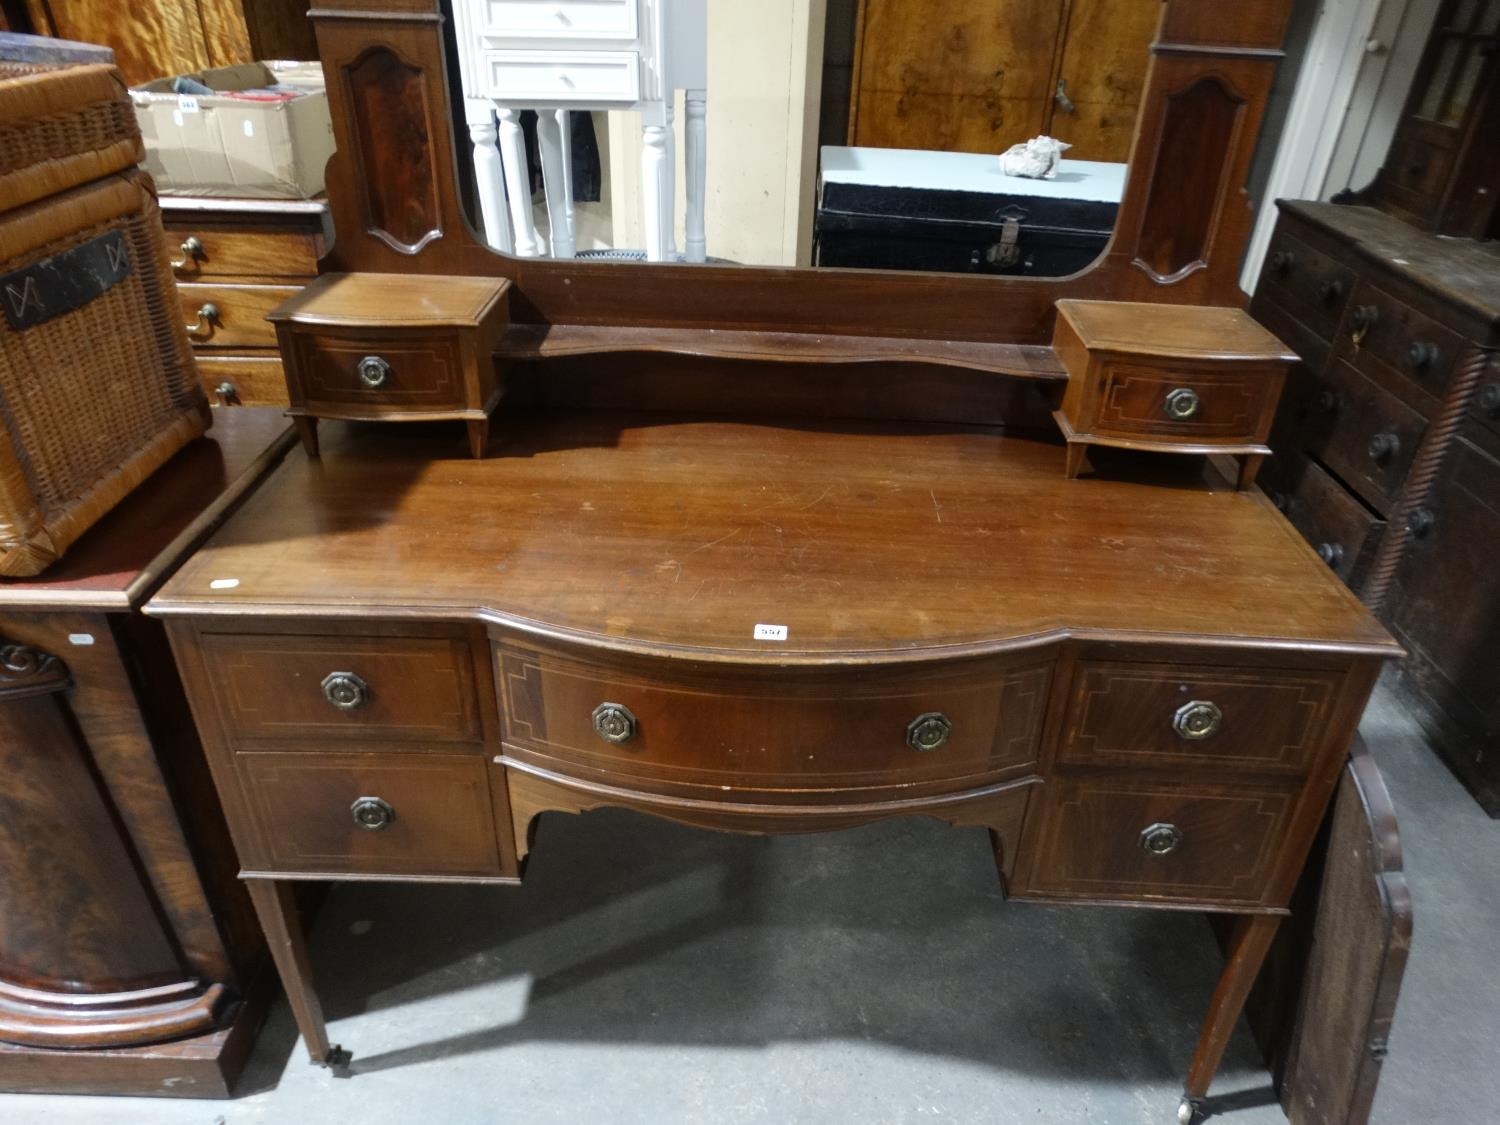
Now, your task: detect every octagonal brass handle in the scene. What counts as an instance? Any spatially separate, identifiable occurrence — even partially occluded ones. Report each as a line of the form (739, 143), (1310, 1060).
(1172, 699), (1222, 741)
(350, 796), (394, 831)
(1163, 387), (1201, 421)
(592, 702), (637, 744)
(1139, 822), (1183, 857)
(321, 671), (368, 711)
(357, 355), (391, 389)
(906, 712), (952, 752)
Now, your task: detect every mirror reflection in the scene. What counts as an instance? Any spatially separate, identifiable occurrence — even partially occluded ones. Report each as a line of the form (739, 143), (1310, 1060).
(445, 0), (1159, 274)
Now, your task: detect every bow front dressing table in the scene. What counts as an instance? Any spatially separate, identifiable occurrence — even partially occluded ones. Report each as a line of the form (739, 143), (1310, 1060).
(140, 2), (1407, 1121)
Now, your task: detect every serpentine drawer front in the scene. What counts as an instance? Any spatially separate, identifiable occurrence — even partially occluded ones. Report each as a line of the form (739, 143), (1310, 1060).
(1090, 364), (1274, 444)
(283, 331), (469, 410)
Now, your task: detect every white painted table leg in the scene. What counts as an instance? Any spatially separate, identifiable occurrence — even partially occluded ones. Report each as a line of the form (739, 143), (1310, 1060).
(684, 89), (706, 262)
(496, 106), (542, 257)
(641, 116), (671, 263)
(555, 109), (577, 255)
(465, 98), (514, 254)
(536, 109), (574, 259)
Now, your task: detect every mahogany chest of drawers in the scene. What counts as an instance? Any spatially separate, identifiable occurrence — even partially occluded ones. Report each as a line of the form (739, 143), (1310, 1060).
(1251, 200), (1500, 814)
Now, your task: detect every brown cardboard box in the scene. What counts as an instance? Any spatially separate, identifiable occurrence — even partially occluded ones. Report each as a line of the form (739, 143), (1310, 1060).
(131, 62), (334, 199)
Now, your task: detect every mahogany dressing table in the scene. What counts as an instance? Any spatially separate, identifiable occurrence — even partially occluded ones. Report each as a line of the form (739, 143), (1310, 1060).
(141, 3), (1408, 1122)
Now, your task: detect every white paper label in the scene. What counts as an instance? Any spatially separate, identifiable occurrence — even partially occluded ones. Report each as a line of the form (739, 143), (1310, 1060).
(753, 623), (788, 641)
(67, 633), (95, 646)
(209, 578), (240, 590)
(243, 119), (255, 138)
(177, 95), (199, 113)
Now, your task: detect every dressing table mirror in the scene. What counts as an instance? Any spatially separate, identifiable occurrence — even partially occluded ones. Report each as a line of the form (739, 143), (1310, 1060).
(144, 4), (1411, 1124)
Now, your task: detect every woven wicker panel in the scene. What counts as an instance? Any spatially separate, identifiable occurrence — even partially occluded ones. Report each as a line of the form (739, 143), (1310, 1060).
(0, 63), (143, 213)
(0, 172), (208, 576)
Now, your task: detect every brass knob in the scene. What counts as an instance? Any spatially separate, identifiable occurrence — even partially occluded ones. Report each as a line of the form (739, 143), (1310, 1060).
(1269, 249), (1295, 274)
(906, 711), (952, 752)
(1316, 542), (1345, 568)
(1139, 822), (1183, 856)
(1319, 278), (1344, 305)
(185, 302), (218, 340)
(357, 355), (391, 388)
(350, 796), (394, 831)
(1163, 387), (1201, 421)
(214, 380), (237, 404)
(1367, 431), (1401, 463)
(592, 702), (637, 744)
(1406, 341), (1439, 372)
(172, 235), (204, 270)
(1172, 699), (1222, 741)
(321, 671), (368, 711)
(1479, 383), (1500, 418)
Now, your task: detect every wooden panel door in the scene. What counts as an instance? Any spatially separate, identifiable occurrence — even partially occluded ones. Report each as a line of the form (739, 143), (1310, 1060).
(848, 0), (1066, 153)
(1045, 0), (1161, 162)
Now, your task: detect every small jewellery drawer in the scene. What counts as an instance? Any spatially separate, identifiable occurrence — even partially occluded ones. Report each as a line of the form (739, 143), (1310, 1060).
(1057, 660), (1342, 775)
(480, 49), (640, 102)
(1339, 280), (1464, 403)
(164, 228), (319, 281)
(1091, 362), (1277, 445)
(1258, 230), (1354, 340)
(282, 329), (466, 410)
(199, 631), (483, 746)
(1018, 776), (1297, 907)
(238, 753), (503, 876)
(178, 284), (296, 349)
(481, 0), (637, 39)
(1265, 455), (1385, 587)
(1304, 360), (1426, 510)
(497, 644), (1052, 797)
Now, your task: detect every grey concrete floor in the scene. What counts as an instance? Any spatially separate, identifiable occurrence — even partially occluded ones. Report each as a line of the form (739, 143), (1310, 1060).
(0, 677), (1493, 1124)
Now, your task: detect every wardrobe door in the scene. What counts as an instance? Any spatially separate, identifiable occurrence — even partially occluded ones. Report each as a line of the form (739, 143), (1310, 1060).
(1044, 0), (1160, 162)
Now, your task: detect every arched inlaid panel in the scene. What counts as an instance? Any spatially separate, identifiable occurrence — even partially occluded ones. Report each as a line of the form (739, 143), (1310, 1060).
(343, 46), (443, 254)
(1133, 75), (1247, 284)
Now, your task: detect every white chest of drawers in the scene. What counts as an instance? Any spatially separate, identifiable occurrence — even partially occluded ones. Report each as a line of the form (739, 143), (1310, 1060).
(452, 0), (707, 263)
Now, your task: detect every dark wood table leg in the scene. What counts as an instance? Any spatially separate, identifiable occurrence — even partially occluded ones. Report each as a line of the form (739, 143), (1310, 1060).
(1180, 913), (1282, 1123)
(292, 417), (320, 459)
(244, 879), (350, 1073)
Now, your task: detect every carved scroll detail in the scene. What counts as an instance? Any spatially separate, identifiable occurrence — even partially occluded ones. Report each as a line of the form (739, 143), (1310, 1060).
(0, 644), (68, 701)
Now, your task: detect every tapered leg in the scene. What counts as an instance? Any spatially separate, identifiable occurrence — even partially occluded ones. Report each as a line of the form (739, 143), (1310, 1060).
(536, 110), (574, 259)
(497, 106), (542, 257)
(1179, 913), (1282, 1121)
(467, 417), (489, 460)
(684, 90), (707, 262)
(293, 416), (319, 459)
(1063, 442), (1088, 479)
(1237, 453), (1265, 491)
(245, 879), (349, 1071)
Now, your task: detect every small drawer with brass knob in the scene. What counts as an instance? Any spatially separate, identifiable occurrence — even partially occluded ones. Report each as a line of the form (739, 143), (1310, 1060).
(1307, 360), (1425, 511)
(1256, 232), (1353, 338)
(1338, 280), (1464, 401)
(1052, 300), (1296, 490)
(270, 272), (512, 460)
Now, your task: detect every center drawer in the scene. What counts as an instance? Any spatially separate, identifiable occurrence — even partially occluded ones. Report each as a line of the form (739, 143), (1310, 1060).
(1092, 361), (1276, 445)
(496, 643), (1053, 797)
(281, 328), (466, 410)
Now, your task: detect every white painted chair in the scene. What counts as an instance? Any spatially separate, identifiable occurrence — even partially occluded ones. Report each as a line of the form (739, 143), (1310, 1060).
(452, 0), (707, 263)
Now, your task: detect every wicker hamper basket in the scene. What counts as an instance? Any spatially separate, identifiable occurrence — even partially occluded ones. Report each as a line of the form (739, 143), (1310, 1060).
(0, 62), (143, 214)
(0, 170), (209, 576)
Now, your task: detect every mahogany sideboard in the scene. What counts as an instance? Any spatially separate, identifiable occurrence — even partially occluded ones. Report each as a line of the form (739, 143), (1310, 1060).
(147, 412), (1400, 1123)
(0, 408), (294, 1097)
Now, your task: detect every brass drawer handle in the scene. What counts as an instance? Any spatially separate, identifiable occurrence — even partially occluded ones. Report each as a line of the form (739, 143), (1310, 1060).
(1172, 699), (1222, 741)
(358, 355), (391, 389)
(1139, 822), (1182, 856)
(1163, 387), (1201, 421)
(592, 701), (637, 744)
(321, 671), (369, 711)
(213, 380), (238, 405)
(350, 796), (394, 831)
(1406, 341), (1440, 372)
(1316, 542), (1345, 568)
(906, 711), (952, 752)
(185, 302), (218, 341)
(172, 235), (204, 271)
(1367, 431), (1401, 463)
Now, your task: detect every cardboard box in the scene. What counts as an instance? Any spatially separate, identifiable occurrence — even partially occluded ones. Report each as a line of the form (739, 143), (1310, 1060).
(131, 62), (334, 199)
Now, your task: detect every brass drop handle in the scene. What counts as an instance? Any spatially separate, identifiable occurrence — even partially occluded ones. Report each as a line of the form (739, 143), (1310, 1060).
(1478, 383), (1500, 418)
(350, 796), (394, 831)
(1054, 78), (1076, 114)
(321, 671), (369, 711)
(1163, 387), (1201, 421)
(214, 381), (237, 405)
(172, 235), (204, 271)
(1367, 431), (1401, 463)
(1316, 542), (1345, 568)
(1139, 822), (1183, 857)
(185, 302), (218, 340)
(1269, 248), (1295, 274)
(1172, 699), (1222, 741)
(906, 711), (952, 752)
(1406, 341), (1440, 372)
(592, 702), (637, 744)
(357, 355), (391, 389)
(1350, 303), (1378, 344)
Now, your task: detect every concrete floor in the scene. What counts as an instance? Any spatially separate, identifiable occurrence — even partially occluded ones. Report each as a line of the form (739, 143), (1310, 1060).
(1, 677), (1494, 1124)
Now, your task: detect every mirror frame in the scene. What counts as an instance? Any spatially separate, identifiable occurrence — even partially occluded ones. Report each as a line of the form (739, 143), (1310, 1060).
(310, 0), (1294, 345)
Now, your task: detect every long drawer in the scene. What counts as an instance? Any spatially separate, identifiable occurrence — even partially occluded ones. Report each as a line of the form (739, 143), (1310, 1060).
(1302, 359), (1426, 511)
(165, 228), (319, 282)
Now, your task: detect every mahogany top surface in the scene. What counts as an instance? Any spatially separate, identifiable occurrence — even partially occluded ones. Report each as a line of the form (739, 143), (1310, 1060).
(0, 409), (294, 613)
(1055, 300), (1299, 364)
(267, 272), (511, 328)
(148, 412), (1397, 663)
